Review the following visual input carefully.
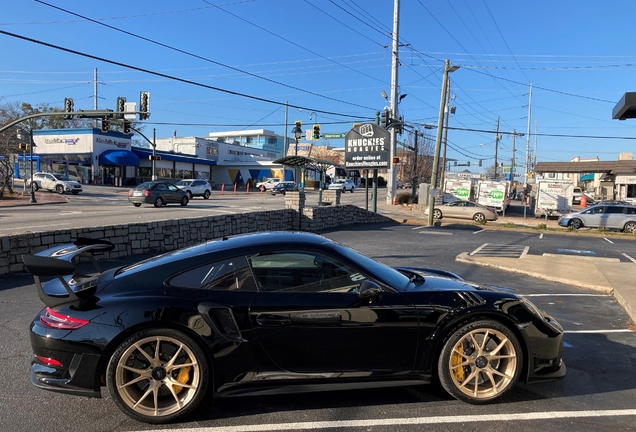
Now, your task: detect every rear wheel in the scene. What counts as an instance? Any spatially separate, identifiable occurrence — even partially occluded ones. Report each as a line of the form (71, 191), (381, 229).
(180, 196), (189, 206)
(106, 328), (209, 424)
(55, 184), (64, 194)
(154, 197), (163, 208)
(203, 190), (211, 199)
(438, 319), (522, 404)
(32, 182), (39, 192)
(624, 222), (636, 233)
(568, 218), (583, 229)
(473, 213), (486, 223)
(133, 203), (141, 207)
(433, 209), (442, 219)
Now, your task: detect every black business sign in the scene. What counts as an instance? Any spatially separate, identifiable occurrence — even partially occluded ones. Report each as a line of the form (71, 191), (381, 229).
(344, 123), (390, 169)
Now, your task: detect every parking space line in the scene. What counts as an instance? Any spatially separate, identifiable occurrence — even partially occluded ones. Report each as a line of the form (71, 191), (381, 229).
(520, 246), (529, 258)
(565, 329), (634, 333)
(469, 243), (489, 256)
(418, 231), (453, 236)
(473, 229), (485, 234)
(141, 409), (636, 431)
(622, 253), (636, 264)
(540, 233), (544, 239)
(604, 238), (614, 244)
(411, 226), (428, 230)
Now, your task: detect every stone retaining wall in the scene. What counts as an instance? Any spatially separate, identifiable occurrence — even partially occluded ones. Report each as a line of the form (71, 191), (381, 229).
(0, 192), (394, 275)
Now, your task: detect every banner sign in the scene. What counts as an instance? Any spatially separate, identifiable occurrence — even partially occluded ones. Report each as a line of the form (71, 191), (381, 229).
(344, 124), (390, 169)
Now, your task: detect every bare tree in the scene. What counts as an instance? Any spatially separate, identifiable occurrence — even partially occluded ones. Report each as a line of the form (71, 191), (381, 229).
(398, 127), (435, 185)
(310, 145), (341, 164)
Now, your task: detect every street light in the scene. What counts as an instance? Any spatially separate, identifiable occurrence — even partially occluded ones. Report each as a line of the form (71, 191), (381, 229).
(428, 60), (459, 226)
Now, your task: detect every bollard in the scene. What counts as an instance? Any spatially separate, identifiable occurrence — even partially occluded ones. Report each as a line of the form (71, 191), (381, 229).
(580, 195), (587, 208)
(233, 184), (237, 195)
(246, 184), (250, 194)
(220, 184), (225, 195)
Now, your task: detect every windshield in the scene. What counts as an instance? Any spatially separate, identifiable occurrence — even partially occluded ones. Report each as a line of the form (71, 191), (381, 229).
(331, 243), (410, 291)
(52, 174), (71, 181)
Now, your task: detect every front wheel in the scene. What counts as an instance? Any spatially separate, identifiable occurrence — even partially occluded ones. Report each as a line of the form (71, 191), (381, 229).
(180, 196), (189, 206)
(568, 218), (583, 229)
(32, 182), (39, 192)
(133, 203), (141, 207)
(624, 222), (636, 233)
(186, 191), (193, 199)
(433, 209), (442, 219)
(106, 328), (209, 424)
(473, 213), (486, 223)
(438, 319), (522, 404)
(55, 185), (64, 194)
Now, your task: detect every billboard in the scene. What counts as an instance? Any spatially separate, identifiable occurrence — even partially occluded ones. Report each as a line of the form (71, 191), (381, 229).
(344, 123), (389, 169)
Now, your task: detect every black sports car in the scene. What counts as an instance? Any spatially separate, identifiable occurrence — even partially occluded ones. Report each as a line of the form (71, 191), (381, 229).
(23, 232), (566, 424)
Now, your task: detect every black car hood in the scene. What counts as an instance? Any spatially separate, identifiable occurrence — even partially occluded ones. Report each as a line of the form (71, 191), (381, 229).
(394, 266), (514, 293)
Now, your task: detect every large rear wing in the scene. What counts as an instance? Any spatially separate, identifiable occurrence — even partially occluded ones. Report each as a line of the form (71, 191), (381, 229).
(22, 238), (115, 306)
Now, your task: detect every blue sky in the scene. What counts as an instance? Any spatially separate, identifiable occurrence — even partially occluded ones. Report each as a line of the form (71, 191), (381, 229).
(2, 0), (636, 174)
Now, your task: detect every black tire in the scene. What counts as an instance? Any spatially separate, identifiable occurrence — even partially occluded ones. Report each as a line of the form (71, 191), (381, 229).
(433, 209), (442, 219)
(259, 185), (266, 192)
(473, 213), (486, 223)
(133, 203), (141, 207)
(186, 191), (193, 199)
(154, 197), (163, 208)
(438, 319), (522, 404)
(32, 182), (39, 192)
(203, 190), (211, 200)
(180, 196), (189, 207)
(350, 187), (354, 193)
(55, 184), (64, 194)
(624, 222), (636, 233)
(106, 328), (209, 424)
(568, 218), (583, 229)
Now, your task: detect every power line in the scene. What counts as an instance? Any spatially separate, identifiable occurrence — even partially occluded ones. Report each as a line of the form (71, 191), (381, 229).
(0, 29), (371, 118)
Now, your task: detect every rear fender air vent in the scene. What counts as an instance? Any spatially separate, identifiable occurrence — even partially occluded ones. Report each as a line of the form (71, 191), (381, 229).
(197, 302), (246, 342)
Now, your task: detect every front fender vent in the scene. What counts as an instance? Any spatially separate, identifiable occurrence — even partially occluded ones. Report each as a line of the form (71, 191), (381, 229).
(455, 291), (486, 308)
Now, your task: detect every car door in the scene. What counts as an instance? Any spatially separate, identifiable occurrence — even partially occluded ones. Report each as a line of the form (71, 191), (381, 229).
(444, 201), (464, 218)
(191, 180), (205, 196)
(600, 205), (626, 229)
(41, 173), (56, 190)
(581, 205), (604, 227)
(247, 250), (419, 374)
(166, 184), (182, 202)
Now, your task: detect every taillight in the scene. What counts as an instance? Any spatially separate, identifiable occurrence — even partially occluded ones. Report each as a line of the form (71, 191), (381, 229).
(35, 355), (63, 367)
(144, 190), (151, 197)
(39, 307), (89, 330)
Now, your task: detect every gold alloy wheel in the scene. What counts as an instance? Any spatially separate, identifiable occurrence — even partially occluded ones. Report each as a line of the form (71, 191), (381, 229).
(114, 336), (200, 418)
(448, 327), (518, 399)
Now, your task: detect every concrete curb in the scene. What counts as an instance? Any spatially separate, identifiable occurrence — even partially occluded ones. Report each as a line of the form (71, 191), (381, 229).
(455, 252), (614, 295)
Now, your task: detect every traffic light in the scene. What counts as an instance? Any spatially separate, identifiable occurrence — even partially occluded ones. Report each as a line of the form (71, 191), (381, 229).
(392, 157), (400, 165)
(139, 91), (150, 120)
(101, 118), (110, 133)
(454, 161), (457, 166)
(467, 161), (471, 167)
(312, 124), (321, 140)
(148, 155), (161, 161)
(63, 98), (74, 120)
(396, 116), (404, 134)
(382, 110), (390, 128)
(122, 120), (131, 135)
(116, 97), (126, 119)
(18, 143), (27, 151)
(479, 159), (482, 166)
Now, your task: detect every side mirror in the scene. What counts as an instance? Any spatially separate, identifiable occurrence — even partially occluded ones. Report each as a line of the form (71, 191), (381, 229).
(358, 280), (383, 301)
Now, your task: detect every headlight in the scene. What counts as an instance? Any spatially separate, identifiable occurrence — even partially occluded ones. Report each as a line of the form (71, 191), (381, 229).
(521, 298), (544, 318)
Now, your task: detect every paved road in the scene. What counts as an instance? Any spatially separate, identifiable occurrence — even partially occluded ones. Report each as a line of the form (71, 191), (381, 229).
(1, 224), (635, 432)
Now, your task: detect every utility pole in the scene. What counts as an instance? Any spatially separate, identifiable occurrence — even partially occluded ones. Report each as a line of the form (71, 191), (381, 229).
(494, 117), (500, 179)
(525, 82), (533, 184)
(283, 101), (288, 180)
(411, 130), (418, 201)
(440, 78), (452, 197)
(93, 68), (98, 128)
(512, 129), (516, 183)
(387, 0), (400, 205)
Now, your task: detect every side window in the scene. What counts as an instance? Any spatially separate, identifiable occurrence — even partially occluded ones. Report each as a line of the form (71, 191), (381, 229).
(156, 183), (168, 191)
(606, 206), (625, 214)
(167, 256), (257, 291)
(168, 184), (179, 192)
(248, 251), (367, 293)
(627, 207), (636, 215)
(448, 202), (459, 207)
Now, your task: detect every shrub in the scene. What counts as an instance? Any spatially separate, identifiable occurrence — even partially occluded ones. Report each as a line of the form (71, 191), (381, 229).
(475, 218), (487, 225)
(504, 222), (516, 228)
(536, 223), (547, 230)
(395, 192), (412, 205)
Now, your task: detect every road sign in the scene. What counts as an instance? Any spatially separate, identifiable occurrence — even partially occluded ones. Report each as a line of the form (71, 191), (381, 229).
(502, 166), (517, 173)
(323, 132), (346, 139)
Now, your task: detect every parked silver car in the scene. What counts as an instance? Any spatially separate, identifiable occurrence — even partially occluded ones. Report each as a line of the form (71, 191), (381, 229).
(558, 204), (636, 232)
(27, 172), (82, 195)
(176, 179), (212, 199)
(426, 200), (498, 223)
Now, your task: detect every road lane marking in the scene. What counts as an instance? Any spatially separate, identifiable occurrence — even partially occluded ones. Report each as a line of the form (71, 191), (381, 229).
(604, 238), (614, 244)
(542, 253), (619, 262)
(469, 243), (488, 256)
(418, 231), (453, 236)
(411, 226), (428, 230)
(521, 246), (529, 258)
(472, 229), (485, 234)
(135, 409), (636, 431)
(540, 233), (544, 239)
(622, 253), (636, 263)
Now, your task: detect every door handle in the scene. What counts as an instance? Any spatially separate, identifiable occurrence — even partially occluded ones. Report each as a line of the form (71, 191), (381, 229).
(256, 315), (292, 326)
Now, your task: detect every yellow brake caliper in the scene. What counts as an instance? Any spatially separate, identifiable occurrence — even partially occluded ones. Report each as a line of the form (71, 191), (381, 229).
(173, 366), (191, 394)
(452, 343), (465, 382)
